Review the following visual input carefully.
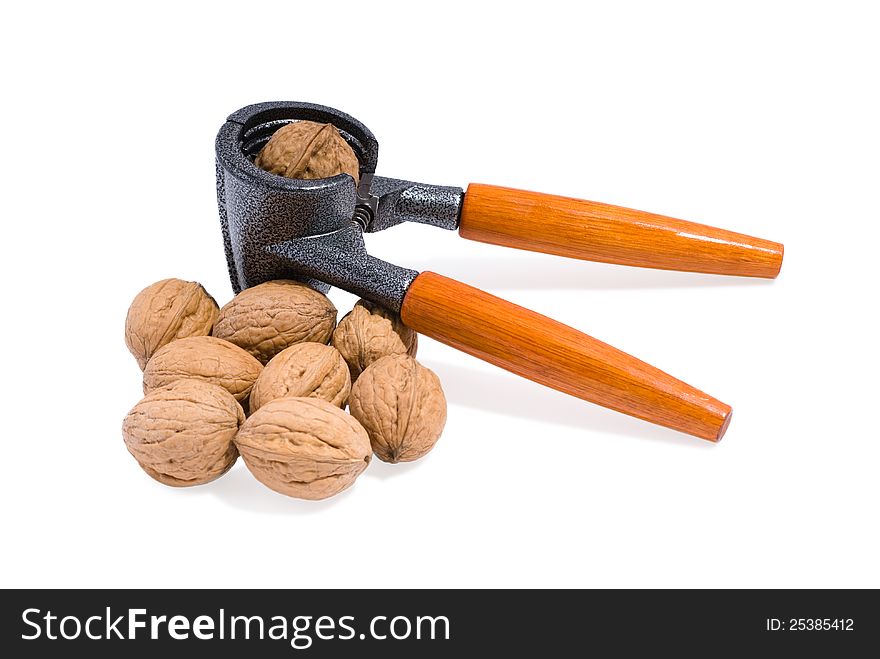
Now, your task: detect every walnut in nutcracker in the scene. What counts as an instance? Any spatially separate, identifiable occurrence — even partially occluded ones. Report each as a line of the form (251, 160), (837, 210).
(122, 379), (243, 486)
(235, 397), (371, 500)
(331, 299), (418, 382)
(143, 335), (262, 404)
(250, 342), (351, 412)
(125, 278), (218, 369)
(349, 355), (447, 463)
(254, 120), (360, 184)
(212, 280), (337, 365)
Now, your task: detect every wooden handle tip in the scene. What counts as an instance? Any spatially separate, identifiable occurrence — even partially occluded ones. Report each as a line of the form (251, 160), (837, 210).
(711, 407), (733, 442)
(769, 242), (784, 278)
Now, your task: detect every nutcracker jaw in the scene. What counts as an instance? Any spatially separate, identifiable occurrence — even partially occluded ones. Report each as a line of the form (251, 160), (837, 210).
(215, 100), (462, 298)
(216, 100), (375, 295)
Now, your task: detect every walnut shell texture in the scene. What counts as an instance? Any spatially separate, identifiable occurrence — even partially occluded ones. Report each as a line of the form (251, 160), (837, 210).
(143, 336), (263, 403)
(235, 397), (371, 500)
(125, 278), (218, 369)
(349, 355), (447, 464)
(212, 280), (337, 365)
(122, 379), (243, 487)
(254, 121), (359, 184)
(250, 343), (351, 412)
(331, 299), (418, 382)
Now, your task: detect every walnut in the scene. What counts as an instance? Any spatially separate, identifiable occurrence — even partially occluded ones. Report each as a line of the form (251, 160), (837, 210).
(254, 121), (360, 184)
(349, 355), (446, 463)
(125, 278), (218, 369)
(122, 379), (243, 486)
(143, 335), (262, 404)
(250, 343), (350, 412)
(331, 299), (418, 381)
(235, 397), (371, 500)
(212, 280), (337, 365)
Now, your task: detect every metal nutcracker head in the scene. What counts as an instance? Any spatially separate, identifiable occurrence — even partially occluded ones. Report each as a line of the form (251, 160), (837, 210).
(216, 101), (463, 311)
(215, 101), (378, 293)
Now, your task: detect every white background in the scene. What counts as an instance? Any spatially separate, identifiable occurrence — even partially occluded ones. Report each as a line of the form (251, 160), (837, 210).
(1, 1), (877, 588)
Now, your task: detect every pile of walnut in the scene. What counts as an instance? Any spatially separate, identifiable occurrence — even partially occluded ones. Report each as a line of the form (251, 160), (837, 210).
(123, 278), (446, 501)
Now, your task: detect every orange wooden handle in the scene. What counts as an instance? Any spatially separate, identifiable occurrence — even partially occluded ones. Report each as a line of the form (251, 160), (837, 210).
(401, 272), (732, 441)
(459, 184), (784, 278)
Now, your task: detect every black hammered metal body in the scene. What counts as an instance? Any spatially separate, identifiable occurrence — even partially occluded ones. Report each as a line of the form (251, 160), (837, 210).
(215, 101), (464, 310)
(216, 101), (375, 294)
